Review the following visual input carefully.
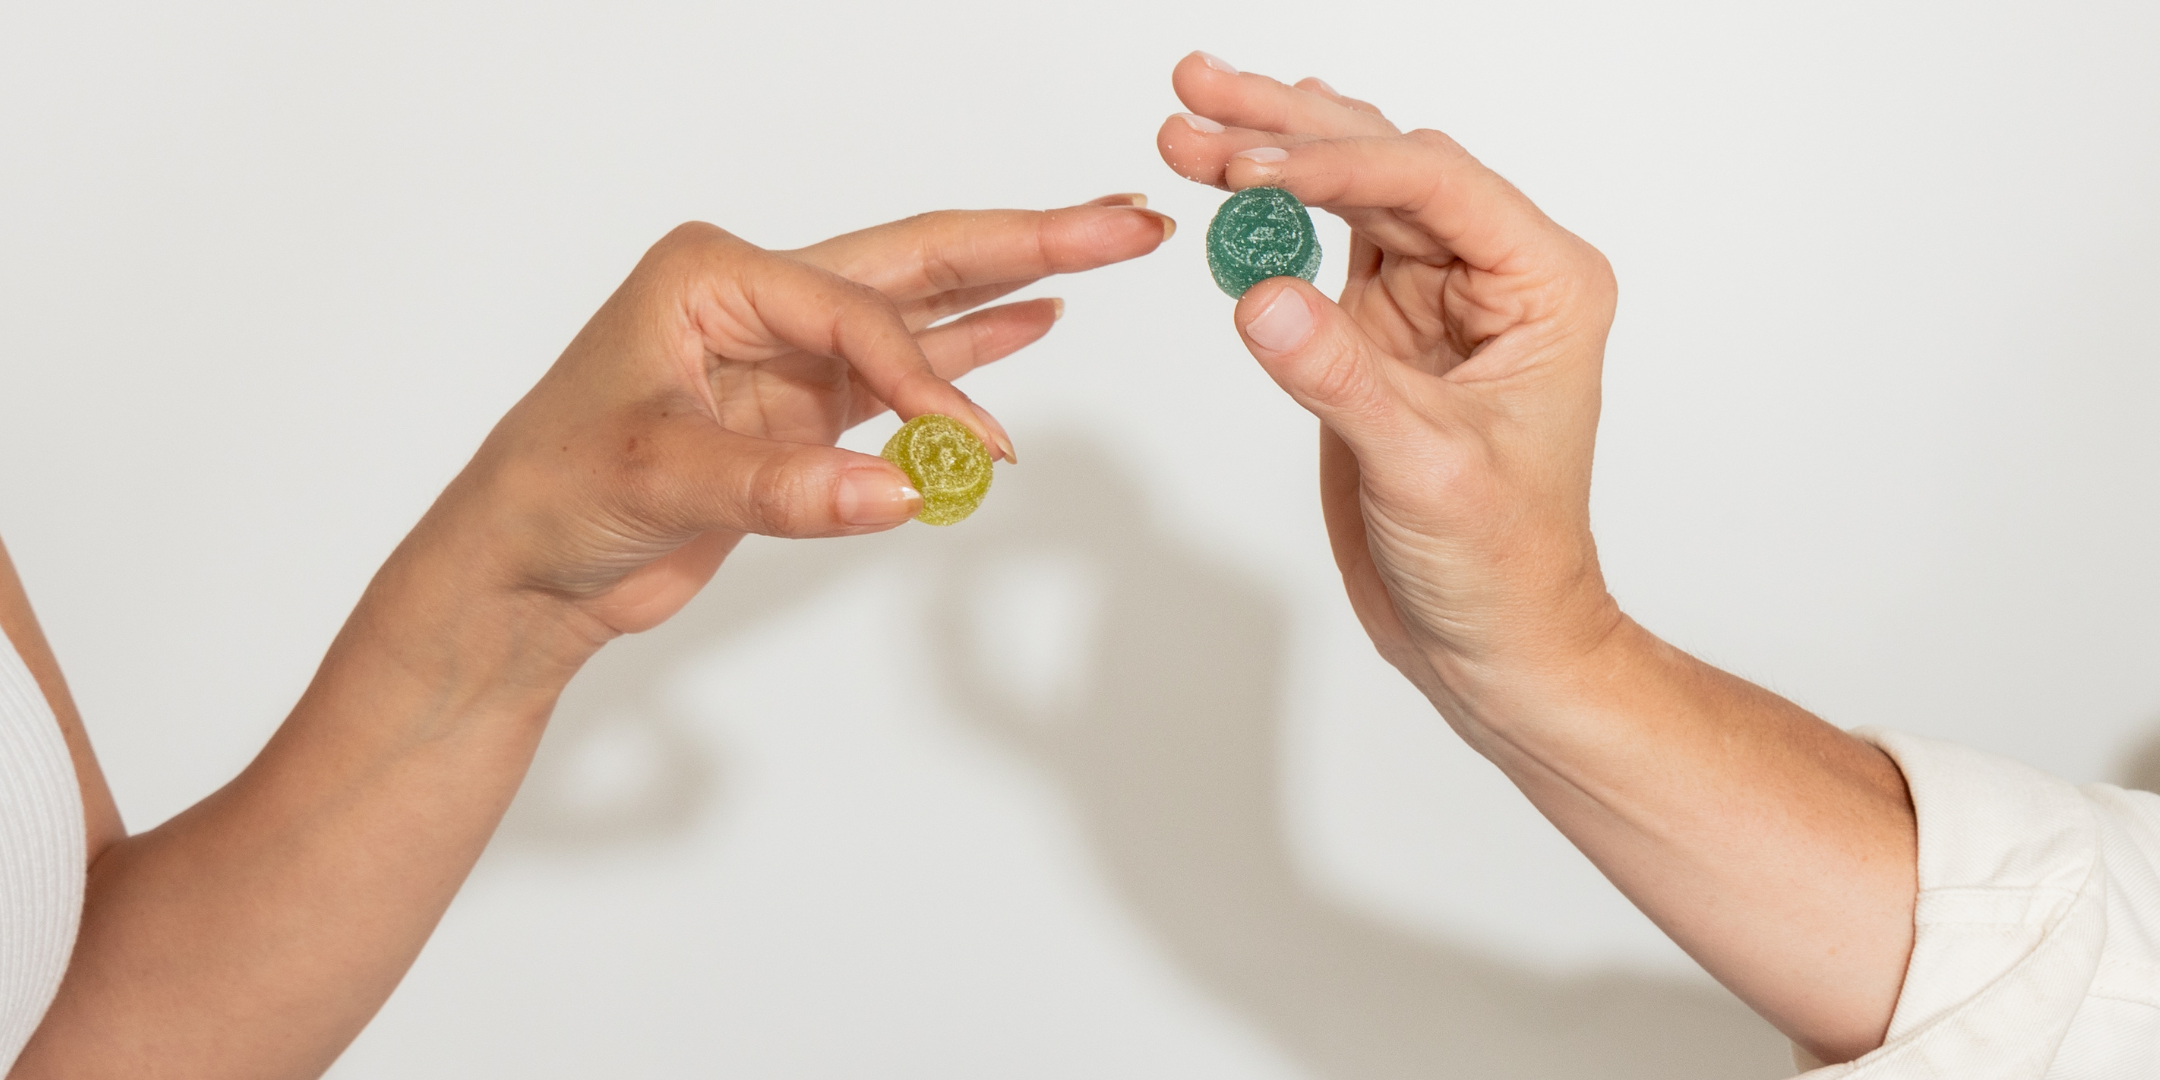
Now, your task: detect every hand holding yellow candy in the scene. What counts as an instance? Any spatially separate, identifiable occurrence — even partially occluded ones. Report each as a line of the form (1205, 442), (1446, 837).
(881, 414), (994, 525)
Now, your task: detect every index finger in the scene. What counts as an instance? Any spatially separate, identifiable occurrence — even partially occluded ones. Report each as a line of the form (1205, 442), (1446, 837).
(1171, 51), (1398, 141)
(1222, 131), (1588, 278)
(668, 226), (1018, 461)
(791, 200), (1175, 306)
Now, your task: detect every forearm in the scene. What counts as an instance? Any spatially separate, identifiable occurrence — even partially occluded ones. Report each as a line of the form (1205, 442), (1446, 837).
(7, 200), (1152, 1079)
(1166, 48), (1916, 1069)
(13, 515), (604, 1080)
(1427, 616), (1917, 1065)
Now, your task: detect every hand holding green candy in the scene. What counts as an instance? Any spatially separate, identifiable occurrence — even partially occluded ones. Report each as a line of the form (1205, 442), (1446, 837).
(1156, 50), (1919, 1068)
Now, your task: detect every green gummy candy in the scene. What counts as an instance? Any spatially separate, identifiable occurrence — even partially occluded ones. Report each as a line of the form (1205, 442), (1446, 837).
(1205, 186), (1322, 298)
(881, 413), (993, 526)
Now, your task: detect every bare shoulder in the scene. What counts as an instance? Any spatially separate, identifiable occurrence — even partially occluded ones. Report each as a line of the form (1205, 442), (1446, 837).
(0, 535), (127, 857)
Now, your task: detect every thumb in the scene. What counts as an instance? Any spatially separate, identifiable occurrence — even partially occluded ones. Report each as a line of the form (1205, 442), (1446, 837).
(643, 419), (923, 539)
(1235, 277), (1413, 451)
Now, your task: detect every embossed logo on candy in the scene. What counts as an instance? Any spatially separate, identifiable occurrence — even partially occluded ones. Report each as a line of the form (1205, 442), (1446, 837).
(880, 413), (994, 526)
(1205, 186), (1323, 298)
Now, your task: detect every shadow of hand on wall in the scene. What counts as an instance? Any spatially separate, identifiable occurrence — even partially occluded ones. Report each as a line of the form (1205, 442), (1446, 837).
(501, 430), (1791, 1077)
(917, 433), (1790, 1080)
(493, 511), (897, 853)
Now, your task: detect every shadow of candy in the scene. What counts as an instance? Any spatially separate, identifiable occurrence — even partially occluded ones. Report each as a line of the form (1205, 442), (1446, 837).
(499, 429), (1793, 1078)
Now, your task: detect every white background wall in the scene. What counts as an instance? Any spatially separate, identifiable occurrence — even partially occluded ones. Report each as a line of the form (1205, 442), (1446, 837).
(3, 1), (2157, 1076)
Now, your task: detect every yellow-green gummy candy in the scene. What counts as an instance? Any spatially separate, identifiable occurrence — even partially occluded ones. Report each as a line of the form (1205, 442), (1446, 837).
(881, 413), (993, 526)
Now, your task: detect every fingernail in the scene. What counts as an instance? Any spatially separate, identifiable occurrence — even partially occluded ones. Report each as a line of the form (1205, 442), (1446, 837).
(1175, 112), (1226, 134)
(1048, 297), (1066, 321)
(1309, 77), (1340, 97)
(1137, 208), (1177, 241)
(1234, 146), (1290, 165)
(971, 404), (1018, 464)
(837, 468), (920, 526)
(1197, 51), (1238, 75)
(1090, 192), (1147, 207)
(1243, 287), (1315, 352)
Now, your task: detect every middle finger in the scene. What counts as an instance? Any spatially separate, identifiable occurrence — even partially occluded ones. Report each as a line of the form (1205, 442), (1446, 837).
(1158, 113), (1328, 189)
(1170, 51), (1399, 142)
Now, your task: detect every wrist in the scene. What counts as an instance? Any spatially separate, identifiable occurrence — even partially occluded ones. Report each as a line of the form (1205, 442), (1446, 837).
(425, 417), (739, 638)
(1411, 588), (1638, 742)
(335, 506), (610, 725)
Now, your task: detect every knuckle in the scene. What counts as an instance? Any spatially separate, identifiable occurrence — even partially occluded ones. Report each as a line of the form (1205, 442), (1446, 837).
(838, 280), (901, 330)
(896, 208), (958, 230)
(837, 274), (889, 307)
(1381, 426), (1490, 521)
(918, 249), (964, 293)
(1587, 249), (1619, 306)
(947, 318), (996, 367)
(1578, 241), (1614, 279)
(646, 221), (746, 282)
(915, 208), (967, 231)
(888, 365), (949, 407)
(653, 220), (723, 257)
(1405, 127), (1460, 154)
(908, 213), (969, 292)
(663, 219), (721, 242)
(1564, 241), (1620, 311)
(1301, 344), (1378, 413)
(743, 456), (816, 533)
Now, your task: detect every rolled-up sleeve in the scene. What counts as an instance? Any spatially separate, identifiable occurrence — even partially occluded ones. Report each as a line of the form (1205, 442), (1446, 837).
(1795, 730), (2160, 1078)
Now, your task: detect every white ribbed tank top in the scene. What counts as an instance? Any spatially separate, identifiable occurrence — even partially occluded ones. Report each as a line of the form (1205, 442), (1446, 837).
(0, 629), (82, 1071)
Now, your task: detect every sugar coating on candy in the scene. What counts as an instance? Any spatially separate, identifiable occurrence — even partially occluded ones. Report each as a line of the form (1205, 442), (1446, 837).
(881, 413), (993, 526)
(1205, 186), (1322, 298)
